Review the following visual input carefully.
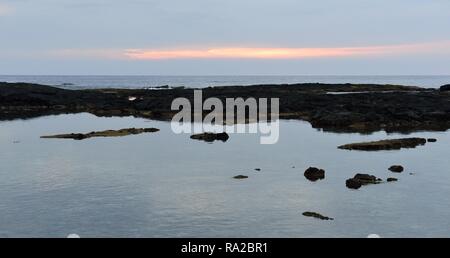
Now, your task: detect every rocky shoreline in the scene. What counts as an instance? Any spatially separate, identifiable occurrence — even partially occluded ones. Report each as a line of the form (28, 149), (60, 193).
(1, 82), (450, 133)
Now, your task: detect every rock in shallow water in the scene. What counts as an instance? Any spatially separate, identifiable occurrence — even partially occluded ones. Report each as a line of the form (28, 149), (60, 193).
(190, 132), (229, 142)
(346, 178), (362, 189)
(304, 167), (325, 182)
(41, 128), (159, 140)
(233, 175), (248, 179)
(302, 211), (333, 220)
(389, 165), (404, 173)
(338, 138), (427, 151)
(387, 178), (398, 182)
(346, 174), (382, 189)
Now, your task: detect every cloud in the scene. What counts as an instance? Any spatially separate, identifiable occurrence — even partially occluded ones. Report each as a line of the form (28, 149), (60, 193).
(0, 3), (13, 16)
(123, 41), (450, 60)
(4, 41), (449, 61)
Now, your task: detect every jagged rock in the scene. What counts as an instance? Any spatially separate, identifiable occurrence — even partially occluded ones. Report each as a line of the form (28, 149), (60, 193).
(190, 132), (229, 142)
(346, 174), (382, 189)
(304, 167), (325, 181)
(302, 211), (333, 220)
(233, 175), (248, 179)
(41, 128), (159, 140)
(338, 138), (427, 151)
(389, 165), (404, 173)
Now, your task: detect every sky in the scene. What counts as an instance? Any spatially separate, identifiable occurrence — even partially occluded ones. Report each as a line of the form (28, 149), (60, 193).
(0, 0), (449, 75)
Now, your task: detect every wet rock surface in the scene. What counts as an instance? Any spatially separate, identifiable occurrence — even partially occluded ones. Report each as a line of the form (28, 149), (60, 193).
(346, 178), (362, 189)
(302, 211), (334, 220)
(41, 128), (159, 140)
(2, 82), (450, 134)
(346, 174), (382, 189)
(304, 167), (325, 181)
(387, 178), (398, 182)
(190, 132), (229, 142)
(233, 175), (248, 179)
(427, 138), (437, 142)
(389, 165), (404, 173)
(338, 138), (427, 151)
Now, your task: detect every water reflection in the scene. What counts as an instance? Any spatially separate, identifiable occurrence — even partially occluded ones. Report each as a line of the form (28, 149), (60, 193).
(0, 113), (449, 237)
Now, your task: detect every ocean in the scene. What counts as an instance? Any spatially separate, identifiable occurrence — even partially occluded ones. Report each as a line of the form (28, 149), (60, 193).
(1, 75), (449, 89)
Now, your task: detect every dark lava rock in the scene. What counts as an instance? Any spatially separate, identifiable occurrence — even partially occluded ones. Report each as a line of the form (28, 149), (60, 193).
(427, 138), (437, 142)
(389, 165), (404, 173)
(2, 82), (450, 134)
(304, 167), (325, 182)
(338, 138), (427, 151)
(41, 128), (159, 140)
(346, 174), (382, 189)
(353, 173), (382, 185)
(440, 84), (450, 92)
(190, 132), (229, 142)
(302, 211), (333, 221)
(346, 178), (362, 189)
(233, 175), (248, 179)
(387, 178), (398, 182)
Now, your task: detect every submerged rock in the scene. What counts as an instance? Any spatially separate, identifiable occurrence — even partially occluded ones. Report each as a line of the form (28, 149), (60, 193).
(389, 165), (404, 173)
(190, 132), (229, 142)
(254, 168), (261, 171)
(41, 128), (159, 140)
(233, 175), (248, 179)
(427, 138), (437, 142)
(346, 173), (382, 189)
(387, 178), (398, 182)
(338, 138), (427, 151)
(302, 211), (333, 221)
(304, 167), (325, 182)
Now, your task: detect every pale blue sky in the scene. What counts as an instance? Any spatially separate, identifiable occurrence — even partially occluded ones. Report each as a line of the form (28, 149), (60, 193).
(0, 0), (449, 75)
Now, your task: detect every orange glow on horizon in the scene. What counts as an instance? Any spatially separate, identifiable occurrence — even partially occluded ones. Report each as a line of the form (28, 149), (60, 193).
(39, 41), (450, 61)
(123, 41), (450, 60)
(124, 47), (372, 60)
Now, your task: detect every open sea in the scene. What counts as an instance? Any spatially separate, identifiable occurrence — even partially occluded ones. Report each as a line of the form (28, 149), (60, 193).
(1, 75), (449, 89)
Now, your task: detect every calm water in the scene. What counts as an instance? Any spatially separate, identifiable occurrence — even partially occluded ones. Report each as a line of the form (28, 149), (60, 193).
(1, 75), (450, 89)
(0, 113), (449, 237)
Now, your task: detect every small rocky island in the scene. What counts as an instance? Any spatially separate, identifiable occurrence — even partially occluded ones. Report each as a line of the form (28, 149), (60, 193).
(1, 82), (450, 133)
(41, 128), (159, 140)
(338, 138), (427, 151)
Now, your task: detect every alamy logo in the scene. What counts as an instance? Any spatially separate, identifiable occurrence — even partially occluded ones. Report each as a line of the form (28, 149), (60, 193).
(171, 90), (280, 144)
